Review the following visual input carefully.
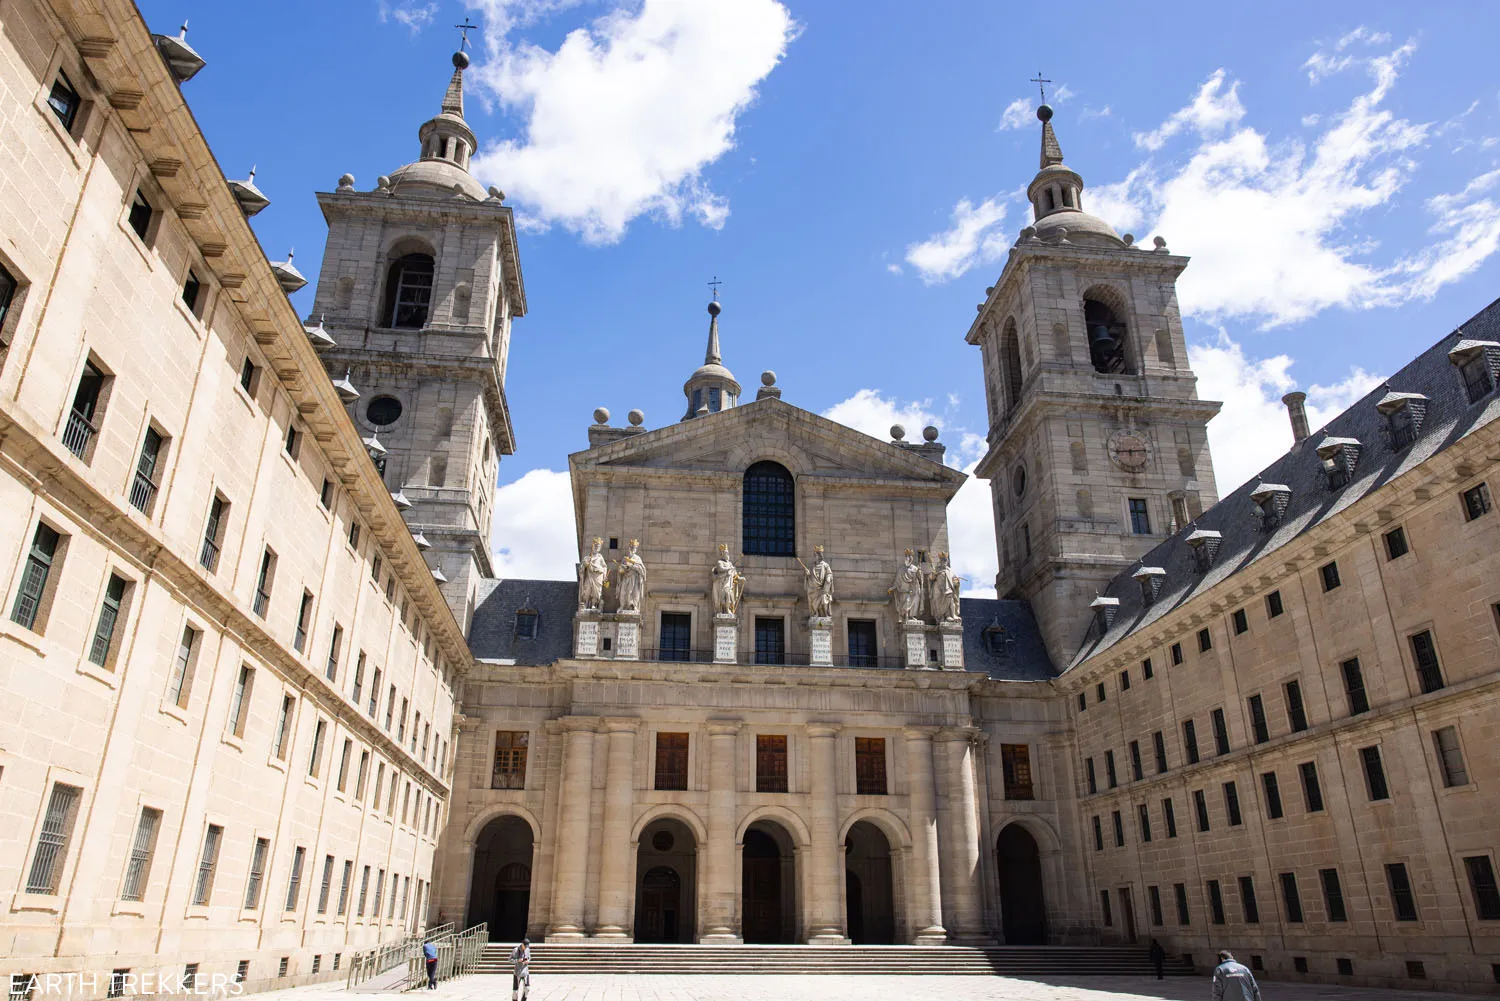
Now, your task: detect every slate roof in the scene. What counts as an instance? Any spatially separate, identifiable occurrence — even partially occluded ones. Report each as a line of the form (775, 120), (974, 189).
(466, 580), (1056, 680)
(1068, 296), (1500, 671)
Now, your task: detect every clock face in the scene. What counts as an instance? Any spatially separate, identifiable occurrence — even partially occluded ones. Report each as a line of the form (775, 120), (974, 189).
(1109, 431), (1151, 471)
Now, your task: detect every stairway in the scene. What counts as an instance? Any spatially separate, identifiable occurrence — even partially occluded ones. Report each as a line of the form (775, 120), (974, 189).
(475, 943), (1196, 977)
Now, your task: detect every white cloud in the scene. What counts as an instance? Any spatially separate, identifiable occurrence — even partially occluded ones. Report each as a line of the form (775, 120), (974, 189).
(821, 389), (939, 441)
(467, 0), (795, 244)
(903, 196), (1007, 284)
(997, 97), (1032, 132)
(490, 468), (578, 579)
(1394, 169), (1500, 298)
(1189, 331), (1383, 494)
(1080, 104), (1112, 120)
(378, 1), (439, 33)
(1133, 69), (1246, 151)
(1304, 25), (1392, 82)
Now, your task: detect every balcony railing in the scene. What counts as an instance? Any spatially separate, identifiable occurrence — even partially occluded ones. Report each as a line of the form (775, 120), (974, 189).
(199, 536), (220, 572)
(627, 648), (909, 669)
(62, 410), (96, 459)
(128, 471), (158, 513)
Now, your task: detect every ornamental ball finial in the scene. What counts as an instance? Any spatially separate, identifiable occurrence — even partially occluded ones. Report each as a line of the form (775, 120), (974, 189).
(627, 408), (644, 426)
(452, 50), (470, 70)
(890, 424), (906, 441)
(707, 299), (722, 317)
(761, 370), (776, 387)
(923, 425), (940, 442)
(593, 406), (610, 424)
(1037, 103), (1054, 123)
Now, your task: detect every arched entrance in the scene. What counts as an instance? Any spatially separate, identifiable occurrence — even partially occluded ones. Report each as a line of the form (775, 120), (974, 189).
(844, 821), (894, 944)
(742, 821), (796, 943)
(468, 815), (533, 941)
(996, 823), (1047, 944)
(634, 818), (697, 942)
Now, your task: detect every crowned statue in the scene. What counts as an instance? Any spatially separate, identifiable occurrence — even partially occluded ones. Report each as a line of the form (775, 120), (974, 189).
(801, 545), (834, 618)
(927, 551), (962, 623)
(578, 536), (608, 611)
(889, 548), (925, 622)
(614, 538), (647, 614)
(711, 543), (746, 617)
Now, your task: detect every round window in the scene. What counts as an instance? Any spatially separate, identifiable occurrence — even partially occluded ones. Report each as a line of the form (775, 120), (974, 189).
(1012, 464), (1028, 497)
(651, 830), (675, 853)
(366, 396), (403, 426)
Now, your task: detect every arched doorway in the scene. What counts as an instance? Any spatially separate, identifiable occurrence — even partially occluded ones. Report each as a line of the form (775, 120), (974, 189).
(844, 821), (894, 944)
(996, 823), (1047, 944)
(742, 821), (796, 943)
(634, 818), (697, 942)
(468, 815), (533, 941)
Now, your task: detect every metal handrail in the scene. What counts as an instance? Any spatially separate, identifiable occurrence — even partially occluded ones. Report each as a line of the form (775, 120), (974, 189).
(128, 471), (158, 512)
(345, 923), (454, 990)
(62, 409), (96, 458)
(402, 923), (487, 991)
(628, 648), (910, 669)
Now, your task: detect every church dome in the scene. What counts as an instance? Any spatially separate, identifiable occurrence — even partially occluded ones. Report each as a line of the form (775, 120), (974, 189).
(387, 157), (487, 201)
(384, 49), (487, 202)
(682, 295), (741, 419)
(1024, 108), (1125, 249)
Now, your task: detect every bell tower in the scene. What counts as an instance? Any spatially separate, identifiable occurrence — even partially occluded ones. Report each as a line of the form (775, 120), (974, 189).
(309, 46), (527, 634)
(967, 103), (1220, 666)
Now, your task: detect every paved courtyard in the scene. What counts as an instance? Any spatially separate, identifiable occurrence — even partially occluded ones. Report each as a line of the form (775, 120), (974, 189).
(297, 973), (1483, 1001)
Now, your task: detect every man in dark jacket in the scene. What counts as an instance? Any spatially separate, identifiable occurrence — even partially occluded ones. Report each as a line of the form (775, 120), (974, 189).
(1212, 951), (1262, 1001)
(1149, 939), (1166, 980)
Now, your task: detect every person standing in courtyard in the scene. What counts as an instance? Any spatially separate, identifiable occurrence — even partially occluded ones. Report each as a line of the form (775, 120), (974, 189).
(1149, 938), (1166, 980)
(422, 938), (438, 990)
(1212, 951), (1261, 1001)
(510, 938), (531, 1001)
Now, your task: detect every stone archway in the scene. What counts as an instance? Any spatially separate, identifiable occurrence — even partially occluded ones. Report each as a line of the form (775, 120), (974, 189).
(634, 818), (697, 943)
(468, 815), (534, 941)
(844, 821), (895, 944)
(996, 823), (1047, 944)
(742, 820), (797, 943)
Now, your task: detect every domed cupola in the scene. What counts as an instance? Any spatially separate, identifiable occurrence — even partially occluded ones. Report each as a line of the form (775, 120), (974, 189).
(386, 50), (487, 201)
(1025, 104), (1124, 248)
(682, 294), (742, 420)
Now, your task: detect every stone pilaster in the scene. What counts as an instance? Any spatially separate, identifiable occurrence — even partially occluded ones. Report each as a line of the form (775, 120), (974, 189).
(700, 718), (744, 942)
(936, 726), (990, 943)
(546, 716), (599, 940)
(903, 726), (948, 944)
(594, 717), (640, 939)
(805, 722), (849, 943)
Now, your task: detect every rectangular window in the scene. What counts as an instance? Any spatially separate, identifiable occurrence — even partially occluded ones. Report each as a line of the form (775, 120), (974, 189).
(1432, 726), (1469, 787)
(200, 494), (227, 571)
(398, 698), (408, 743)
(284, 423), (301, 459)
(1193, 789), (1210, 832)
(253, 548), (276, 618)
(11, 523), (62, 630)
(1183, 719), (1200, 764)
(1338, 657), (1370, 715)
(1273, 872), (1302, 924)
(308, 719), (327, 778)
(847, 619), (878, 666)
(319, 479), (334, 509)
(372, 870), (384, 919)
(317, 855), (334, 914)
(1211, 708), (1230, 755)
(1129, 741), (1143, 781)
(515, 611), (538, 639)
(1092, 816), (1103, 852)
(1261, 772), (1283, 820)
(753, 616), (785, 665)
(167, 625), (200, 708)
(1096, 682), (1106, 703)
(1138, 803), (1152, 843)
(370, 552), (382, 585)
(63, 360), (108, 461)
(1077, 692), (1087, 713)
(1086, 757), (1097, 794)
(228, 666), (254, 738)
(1247, 694), (1269, 744)
(325, 625), (343, 681)
(0, 263), (16, 336)
(182, 269), (202, 314)
(1207, 879), (1225, 925)
(88, 573), (130, 667)
(108, 971), (128, 999)
(1360, 745), (1390, 801)
(337, 739), (352, 792)
(1153, 732), (1168, 774)
(655, 732), (689, 791)
(338, 860), (352, 916)
(855, 737), (888, 795)
(1266, 590), (1284, 617)
(1463, 483), (1492, 521)
(127, 189), (153, 241)
(293, 590), (314, 653)
(1384, 526), (1409, 559)
(1170, 642), (1183, 666)
(357, 866), (370, 917)
(351, 653), (365, 707)
(1100, 890), (1112, 926)
(486, 730), (528, 791)
(368, 668), (381, 717)
(1300, 761), (1324, 812)
(1198, 627), (1212, 652)
(1239, 875), (1260, 923)
(756, 734), (788, 793)
(191, 824), (222, 906)
(1320, 560), (1341, 592)
(182, 965), (198, 991)
(1386, 862), (1418, 921)
(1410, 630), (1444, 693)
(1223, 781), (1242, 826)
(1001, 743), (1034, 800)
(120, 807), (162, 901)
(272, 695), (294, 760)
(1319, 868), (1347, 922)
(48, 70), (80, 130)
(1148, 884), (1163, 925)
(284, 847), (305, 912)
(659, 612), (691, 661)
(1231, 608), (1248, 635)
(1174, 882), (1190, 925)
(239, 357), (258, 394)
(385, 685), (396, 730)
(1461, 353), (1494, 403)
(1463, 856), (1500, 920)
(355, 751), (370, 799)
(1142, 657), (1154, 680)
(26, 783), (82, 894)
(1120, 670), (1130, 691)
(1284, 680), (1308, 732)
(129, 426), (164, 513)
(1129, 498), (1151, 534)
(244, 838), (269, 910)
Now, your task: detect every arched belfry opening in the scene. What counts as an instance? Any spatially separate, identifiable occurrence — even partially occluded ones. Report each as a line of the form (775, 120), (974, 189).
(468, 815), (534, 941)
(742, 821), (797, 943)
(996, 823), (1047, 944)
(634, 818), (698, 943)
(742, 461), (795, 557)
(1083, 296), (1132, 375)
(382, 249), (435, 329)
(1001, 318), (1023, 414)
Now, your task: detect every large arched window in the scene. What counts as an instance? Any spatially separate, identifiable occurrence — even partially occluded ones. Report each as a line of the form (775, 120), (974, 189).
(383, 253), (435, 329)
(742, 460), (795, 556)
(1083, 296), (1132, 375)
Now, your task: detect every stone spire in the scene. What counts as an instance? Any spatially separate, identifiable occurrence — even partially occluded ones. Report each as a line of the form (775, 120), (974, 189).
(1038, 103), (1064, 168)
(386, 49), (485, 199)
(704, 295), (723, 365)
(682, 294), (741, 420)
(441, 55), (466, 119)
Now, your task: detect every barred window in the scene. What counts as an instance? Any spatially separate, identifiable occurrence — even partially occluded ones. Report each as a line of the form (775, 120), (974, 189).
(655, 732), (689, 790)
(284, 846), (305, 911)
(385, 254), (434, 328)
(756, 734), (788, 793)
(244, 837), (269, 910)
(1001, 743), (1034, 800)
(855, 737), (887, 795)
(120, 807), (162, 901)
(742, 461), (795, 556)
(192, 825), (222, 906)
(491, 731), (528, 789)
(26, 783), (81, 894)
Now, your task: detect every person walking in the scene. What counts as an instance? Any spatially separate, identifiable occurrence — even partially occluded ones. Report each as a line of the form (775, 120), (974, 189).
(1149, 939), (1166, 980)
(510, 938), (531, 1001)
(422, 939), (438, 990)
(1212, 951), (1262, 1001)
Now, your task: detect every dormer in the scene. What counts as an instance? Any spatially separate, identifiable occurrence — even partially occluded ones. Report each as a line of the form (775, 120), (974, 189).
(1185, 529), (1222, 573)
(1090, 595), (1120, 631)
(1316, 437), (1361, 489)
(1448, 339), (1500, 405)
(1132, 565), (1166, 605)
(1376, 391), (1428, 449)
(1249, 483), (1291, 532)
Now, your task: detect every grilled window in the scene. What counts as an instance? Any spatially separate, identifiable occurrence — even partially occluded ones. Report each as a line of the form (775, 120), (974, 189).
(1463, 483), (1492, 521)
(756, 734), (788, 793)
(847, 619), (878, 667)
(855, 737), (887, 795)
(200, 494), (227, 571)
(338, 860), (353, 916)
(655, 732), (689, 790)
(317, 855), (334, 914)
(192, 825), (222, 906)
(491, 731), (528, 789)
(1410, 630), (1444, 693)
(293, 590), (314, 653)
(1284, 679), (1309, 732)
(88, 574), (129, 667)
(1432, 726), (1469, 787)
(63, 361), (106, 460)
(120, 807), (162, 901)
(253, 548), (276, 618)
(1001, 743), (1034, 799)
(659, 612), (691, 662)
(284, 847), (305, 912)
(386, 254), (434, 328)
(26, 783), (81, 894)
(11, 523), (61, 630)
(754, 617), (785, 665)
(742, 461), (795, 556)
(129, 427), (165, 513)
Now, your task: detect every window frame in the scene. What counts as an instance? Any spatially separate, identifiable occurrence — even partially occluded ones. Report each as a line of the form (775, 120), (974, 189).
(854, 736), (889, 796)
(755, 734), (789, 793)
(741, 460), (796, 557)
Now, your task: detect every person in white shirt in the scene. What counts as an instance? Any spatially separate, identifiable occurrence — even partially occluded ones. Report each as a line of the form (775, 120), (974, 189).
(1212, 951), (1262, 1001)
(510, 938), (531, 1001)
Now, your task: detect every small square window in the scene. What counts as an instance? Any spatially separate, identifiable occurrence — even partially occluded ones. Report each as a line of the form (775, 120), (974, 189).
(1383, 526), (1409, 560)
(608, 537), (618, 549)
(1320, 561), (1341, 592)
(1231, 609), (1248, 635)
(1337, 958), (1354, 976)
(515, 611), (538, 639)
(1406, 961), (1426, 980)
(1266, 590), (1284, 617)
(1463, 483), (1492, 521)
(1293, 957), (1308, 974)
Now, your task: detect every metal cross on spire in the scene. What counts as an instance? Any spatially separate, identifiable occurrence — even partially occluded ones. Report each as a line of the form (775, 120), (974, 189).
(1029, 71), (1052, 104)
(455, 17), (479, 51)
(707, 275), (723, 301)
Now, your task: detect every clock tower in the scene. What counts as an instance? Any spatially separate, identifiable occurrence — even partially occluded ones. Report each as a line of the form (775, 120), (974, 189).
(967, 103), (1221, 666)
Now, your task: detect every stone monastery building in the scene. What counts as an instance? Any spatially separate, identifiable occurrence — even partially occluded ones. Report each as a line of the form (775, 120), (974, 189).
(0, 0), (1498, 994)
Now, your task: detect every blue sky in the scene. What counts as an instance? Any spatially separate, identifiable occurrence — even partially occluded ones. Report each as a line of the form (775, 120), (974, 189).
(142, 0), (1500, 592)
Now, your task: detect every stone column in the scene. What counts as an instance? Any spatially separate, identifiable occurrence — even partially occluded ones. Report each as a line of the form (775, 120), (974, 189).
(594, 717), (640, 939)
(700, 718), (744, 942)
(546, 717), (598, 940)
(903, 726), (947, 944)
(936, 727), (989, 942)
(805, 722), (849, 943)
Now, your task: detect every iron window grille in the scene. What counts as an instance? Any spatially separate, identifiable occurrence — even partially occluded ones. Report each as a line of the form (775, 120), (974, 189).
(492, 731), (528, 789)
(120, 807), (161, 901)
(200, 495), (226, 570)
(26, 783), (81, 894)
(742, 461), (795, 556)
(756, 734), (789, 793)
(654, 732), (689, 791)
(1410, 631), (1445, 693)
(192, 825), (222, 906)
(854, 737), (887, 795)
